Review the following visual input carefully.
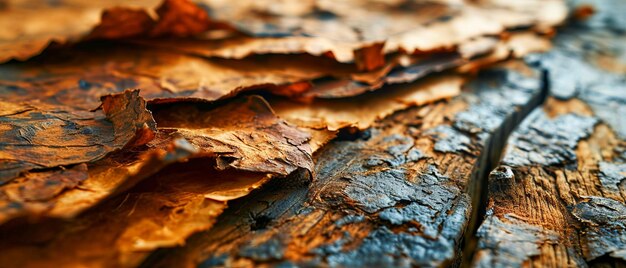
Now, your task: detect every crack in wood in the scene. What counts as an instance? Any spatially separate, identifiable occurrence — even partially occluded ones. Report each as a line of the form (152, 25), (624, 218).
(460, 68), (550, 268)
(471, 13), (626, 266)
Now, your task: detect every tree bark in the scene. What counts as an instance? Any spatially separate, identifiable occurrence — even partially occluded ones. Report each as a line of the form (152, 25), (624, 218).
(143, 61), (547, 267)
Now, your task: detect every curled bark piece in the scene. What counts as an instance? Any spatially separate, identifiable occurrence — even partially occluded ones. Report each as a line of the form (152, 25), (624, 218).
(303, 32), (551, 99)
(0, 40), (477, 112)
(0, 94), (329, 267)
(0, 89), (156, 182)
(88, 7), (156, 40)
(0, 0), (566, 67)
(150, 0), (212, 37)
(88, 0), (216, 39)
(0, 0), (217, 63)
(152, 95), (314, 175)
(0, 26), (548, 112)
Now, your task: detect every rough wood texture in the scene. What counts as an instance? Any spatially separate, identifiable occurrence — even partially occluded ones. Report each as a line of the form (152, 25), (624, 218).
(2, 1), (624, 267)
(472, 8), (626, 267)
(140, 61), (546, 267)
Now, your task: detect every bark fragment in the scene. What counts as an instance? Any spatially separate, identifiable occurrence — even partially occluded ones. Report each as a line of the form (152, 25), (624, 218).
(87, 0), (215, 39)
(152, 95), (313, 175)
(0, 89), (156, 182)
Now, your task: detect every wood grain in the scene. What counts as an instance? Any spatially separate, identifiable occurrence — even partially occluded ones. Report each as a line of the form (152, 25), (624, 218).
(472, 17), (626, 267)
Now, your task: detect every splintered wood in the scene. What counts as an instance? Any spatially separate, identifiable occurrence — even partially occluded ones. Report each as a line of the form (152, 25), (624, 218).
(1, 0), (624, 267)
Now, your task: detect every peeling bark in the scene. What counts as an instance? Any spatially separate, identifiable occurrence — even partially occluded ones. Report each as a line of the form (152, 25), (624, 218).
(0, 89), (156, 182)
(0, 46), (355, 110)
(0, 0), (213, 63)
(0, 94), (312, 228)
(0, 0), (565, 71)
(0, 96), (319, 267)
(196, 0), (566, 69)
(143, 61), (545, 267)
(1, 1), (624, 267)
(152, 95), (314, 175)
(0, 136), (197, 225)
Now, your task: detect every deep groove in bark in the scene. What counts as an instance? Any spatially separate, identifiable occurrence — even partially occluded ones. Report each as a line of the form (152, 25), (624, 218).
(459, 69), (550, 267)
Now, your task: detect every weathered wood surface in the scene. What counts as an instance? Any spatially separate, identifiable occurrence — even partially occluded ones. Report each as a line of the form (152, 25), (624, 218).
(472, 6), (626, 267)
(1, 1), (624, 267)
(140, 61), (547, 267)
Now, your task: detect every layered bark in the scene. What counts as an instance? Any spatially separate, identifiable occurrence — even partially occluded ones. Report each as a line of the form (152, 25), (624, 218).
(143, 61), (547, 267)
(1, 1), (624, 267)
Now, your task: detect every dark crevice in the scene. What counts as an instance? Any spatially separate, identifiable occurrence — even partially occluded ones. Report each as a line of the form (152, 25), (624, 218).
(249, 214), (273, 231)
(335, 127), (372, 141)
(588, 253), (626, 268)
(459, 69), (550, 267)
